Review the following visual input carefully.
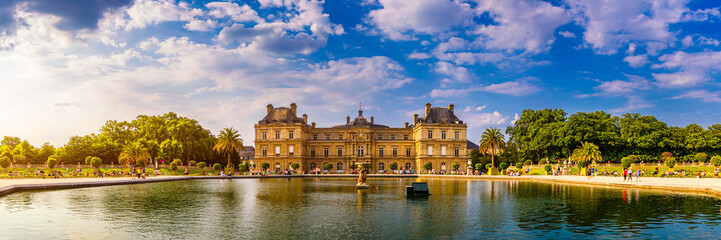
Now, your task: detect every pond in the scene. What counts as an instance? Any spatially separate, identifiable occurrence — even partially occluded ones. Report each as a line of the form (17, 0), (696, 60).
(1, 178), (720, 239)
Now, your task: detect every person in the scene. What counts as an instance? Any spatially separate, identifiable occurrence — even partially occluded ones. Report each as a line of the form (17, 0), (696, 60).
(636, 169), (641, 182)
(623, 168), (628, 181)
(142, 168), (146, 179)
(183, 167), (189, 175)
(628, 167), (633, 182)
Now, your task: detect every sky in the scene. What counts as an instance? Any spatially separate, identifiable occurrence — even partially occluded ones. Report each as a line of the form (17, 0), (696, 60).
(1, 0), (721, 147)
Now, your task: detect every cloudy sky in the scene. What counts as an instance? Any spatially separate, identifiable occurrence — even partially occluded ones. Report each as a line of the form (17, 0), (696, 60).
(1, 0), (720, 146)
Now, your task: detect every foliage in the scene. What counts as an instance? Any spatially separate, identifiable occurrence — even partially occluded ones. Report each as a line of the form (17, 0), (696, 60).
(627, 155), (639, 163)
(571, 142), (602, 164)
(577, 160), (587, 169)
(388, 162), (397, 171)
(695, 153), (708, 163)
(136, 159), (147, 168)
(90, 157), (102, 168)
(189, 160), (197, 166)
(0, 156), (10, 169)
(290, 162), (300, 170)
(485, 163), (492, 170)
(475, 163), (483, 170)
(515, 163), (524, 169)
(119, 141), (151, 166)
(711, 156), (721, 167)
(261, 162), (270, 170)
(170, 162), (178, 171)
(479, 127), (506, 168)
(226, 163), (235, 172)
(46, 158), (57, 169)
(524, 160), (532, 165)
(198, 162), (207, 169)
(544, 164), (552, 173)
(238, 163), (248, 171)
(349, 164), (357, 170)
(323, 163), (332, 171)
(665, 157), (677, 169)
(499, 162), (509, 170)
(213, 127), (244, 167)
(661, 152), (673, 161)
(621, 157), (633, 169)
(451, 162), (460, 171)
(213, 163), (222, 171)
(423, 162), (432, 171)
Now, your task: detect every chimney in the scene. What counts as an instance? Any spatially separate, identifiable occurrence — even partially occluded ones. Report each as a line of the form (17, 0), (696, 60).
(448, 104), (454, 112)
(413, 114), (418, 124)
(404, 122), (409, 128)
(346, 116), (350, 124)
(370, 116), (374, 124)
(312, 122), (316, 128)
(424, 103), (431, 118)
(267, 104), (273, 114)
(302, 114), (308, 123)
(290, 103), (297, 115)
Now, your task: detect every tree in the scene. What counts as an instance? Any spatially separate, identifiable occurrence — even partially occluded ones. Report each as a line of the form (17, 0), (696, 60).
(226, 163), (235, 172)
(423, 162), (432, 172)
(261, 162), (270, 171)
(661, 152), (673, 161)
(136, 159), (147, 168)
(570, 142), (602, 168)
(189, 160), (197, 166)
(515, 162), (524, 169)
(1, 136), (21, 148)
(524, 160), (532, 166)
(479, 127), (506, 173)
(0, 156), (10, 171)
(238, 163), (248, 172)
(475, 163), (483, 171)
(198, 162), (207, 169)
(85, 156), (93, 165)
(665, 157), (677, 169)
(544, 164), (552, 173)
(47, 158), (58, 169)
(37, 143), (55, 164)
(170, 162), (178, 171)
(711, 155), (721, 167)
(695, 153), (708, 163)
(451, 163), (461, 172)
(389, 162), (398, 171)
(621, 157), (633, 169)
(213, 127), (244, 167)
(213, 163), (222, 171)
(291, 162), (300, 171)
(119, 141), (151, 166)
(485, 163), (492, 170)
(90, 157), (102, 169)
(323, 163), (332, 172)
(499, 162), (509, 171)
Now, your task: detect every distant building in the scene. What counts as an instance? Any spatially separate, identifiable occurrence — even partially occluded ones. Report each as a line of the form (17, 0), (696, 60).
(239, 146), (254, 160)
(254, 103), (469, 173)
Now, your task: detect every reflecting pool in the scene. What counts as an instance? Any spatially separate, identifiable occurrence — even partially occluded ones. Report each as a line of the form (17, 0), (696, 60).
(1, 178), (720, 239)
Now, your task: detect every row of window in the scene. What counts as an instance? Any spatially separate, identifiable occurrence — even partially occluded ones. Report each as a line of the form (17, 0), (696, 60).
(261, 130), (462, 140)
(427, 130), (460, 140)
(307, 162), (415, 171)
(260, 146), (460, 157)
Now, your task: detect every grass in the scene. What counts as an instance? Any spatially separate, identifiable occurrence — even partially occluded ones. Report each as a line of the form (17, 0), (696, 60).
(0, 166), (238, 179)
(524, 163), (721, 178)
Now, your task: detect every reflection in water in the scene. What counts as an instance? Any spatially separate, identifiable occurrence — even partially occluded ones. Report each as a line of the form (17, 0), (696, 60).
(0, 178), (720, 239)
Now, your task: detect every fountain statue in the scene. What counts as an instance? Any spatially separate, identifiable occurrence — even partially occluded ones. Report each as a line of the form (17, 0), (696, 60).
(356, 162), (371, 189)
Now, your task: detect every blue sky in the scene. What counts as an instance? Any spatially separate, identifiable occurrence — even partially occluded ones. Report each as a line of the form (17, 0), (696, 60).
(1, 0), (721, 146)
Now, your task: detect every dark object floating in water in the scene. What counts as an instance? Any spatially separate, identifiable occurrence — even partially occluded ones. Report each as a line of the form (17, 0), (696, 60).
(406, 182), (431, 197)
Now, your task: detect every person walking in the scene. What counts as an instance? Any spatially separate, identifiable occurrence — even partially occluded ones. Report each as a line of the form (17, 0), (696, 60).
(628, 167), (633, 182)
(636, 169), (641, 182)
(623, 168), (628, 181)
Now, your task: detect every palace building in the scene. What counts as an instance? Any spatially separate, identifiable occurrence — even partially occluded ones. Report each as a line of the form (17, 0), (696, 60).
(253, 103), (471, 173)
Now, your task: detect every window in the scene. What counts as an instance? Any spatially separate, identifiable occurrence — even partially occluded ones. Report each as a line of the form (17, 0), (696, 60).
(326, 134), (330, 140)
(405, 162), (412, 170)
(391, 134), (395, 140)
(378, 134), (383, 140)
(313, 134), (318, 140)
(441, 146), (446, 156)
(310, 148), (315, 157)
(358, 146), (364, 156)
(289, 146), (294, 156)
(275, 131), (280, 139)
(275, 146), (280, 156)
(392, 148), (398, 157)
(442, 131), (446, 139)
(289, 130), (294, 139)
(428, 146), (433, 156)
(378, 162), (385, 171)
(338, 147), (343, 156)
(262, 131), (267, 139)
(310, 162), (316, 170)
(262, 147), (267, 156)
(337, 163), (343, 171)
(406, 148), (411, 156)
(455, 131), (459, 140)
(275, 162), (280, 172)
(428, 130), (433, 139)
(379, 148), (384, 156)
(339, 134), (343, 140)
(454, 147), (459, 156)
(403, 135), (408, 140)
(324, 148), (329, 157)
(441, 162), (446, 171)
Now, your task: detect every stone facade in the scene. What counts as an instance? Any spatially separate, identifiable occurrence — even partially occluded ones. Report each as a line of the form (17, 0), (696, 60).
(253, 103), (469, 173)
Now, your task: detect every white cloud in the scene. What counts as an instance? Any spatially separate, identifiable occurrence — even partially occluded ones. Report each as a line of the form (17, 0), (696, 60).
(104, 0), (203, 32)
(623, 54), (649, 68)
(559, 31), (576, 38)
(429, 78), (540, 97)
(407, 51), (431, 60)
(367, 0), (473, 40)
(184, 19), (217, 31)
(682, 35), (720, 47)
(652, 50), (721, 88)
(206, 2), (263, 22)
(680, 7), (720, 21)
(433, 61), (473, 84)
(671, 90), (721, 103)
(596, 76), (651, 94)
(609, 96), (653, 113)
(652, 71), (707, 88)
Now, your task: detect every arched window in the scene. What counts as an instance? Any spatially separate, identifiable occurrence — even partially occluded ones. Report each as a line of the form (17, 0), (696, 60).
(310, 162), (316, 170)
(337, 162), (343, 171)
(405, 162), (412, 170)
(378, 162), (385, 171)
(441, 162), (447, 171)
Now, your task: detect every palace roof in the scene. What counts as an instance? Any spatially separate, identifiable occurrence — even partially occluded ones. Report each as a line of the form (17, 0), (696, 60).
(258, 107), (305, 124)
(417, 107), (463, 124)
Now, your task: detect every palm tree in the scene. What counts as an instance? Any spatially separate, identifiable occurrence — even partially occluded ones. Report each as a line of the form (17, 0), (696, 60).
(479, 127), (506, 173)
(119, 141), (152, 166)
(213, 127), (244, 167)
(570, 142), (602, 167)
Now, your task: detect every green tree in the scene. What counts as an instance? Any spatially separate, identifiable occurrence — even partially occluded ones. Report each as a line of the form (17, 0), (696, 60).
(136, 159), (147, 168)
(1, 136), (21, 148)
(479, 127), (506, 172)
(47, 158), (58, 169)
(389, 162), (398, 171)
(524, 160), (532, 166)
(515, 162), (524, 169)
(213, 127), (244, 167)
(170, 162), (178, 171)
(695, 153), (708, 163)
(291, 162), (300, 171)
(665, 157), (677, 169)
(323, 163), (333, 172)
(499, 162), (509, 171)
(198, 162), (207, 169)
(213, 163), (222, 171)
(160, 139), (183, 162)
(238, 163), (248, 172)
(0, 156), (10, 171)
(544, 164), (552, 173)
(711, 155), (721, 167)
(485, 163), (492, 170)
(189, 160), (197, 166)
(571, 142), (602, 168)
(226, 163), (235, 172)
(451, 162), (460, 171)
(661, 152), (673, 161)
(37, 143), (55, 164)
(621, 157), (633, 169)
(85, 156), (93, 165)
(90, 157), (102, 169)
(261, 162), (270, 171)
(475, 163), (483, 171)
(119, 141), (151, 166)
(423, 162), (432, 172)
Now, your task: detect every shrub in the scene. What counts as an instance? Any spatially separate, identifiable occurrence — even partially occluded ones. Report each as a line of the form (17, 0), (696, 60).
(90, 157), (102, 168)
(47, 158), (58, 169)
(515, 163), (524, 169)
(238, 163), (248, 172)
(499, 162), (509, 170)
(226, 163), (235, 172)
(475, 163), (483, 171)
(323, 163), (333, 171)
(661, 152), (672, 161)
(136, 159), (147, 168)
(170, 162), (178, 171)
(172, 159), (182, 165)
(695, 153), (708, 163)
(543, 164), (552, 173)
(628, 155), (639, 163)
(389, 162), (398, 171)
(85, 156), (93, 165)
(0, 156), (10, 169)
(213, 163), (222, 171)
(621, 157), (632, 169)
(485, 163), (493, 170)
(198, 162), (207, 169)
(291, 162), (300, 170)
(524, 160), (532, 166)
(261, 162), (270, 170)
(451, 163), (460, 171)
(577, 160), (587, 169)
(665, 157), (676, 169)
(711, 155), (721, 167)
(189, 160), (197, 166)
(423, 162), (432, 171)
